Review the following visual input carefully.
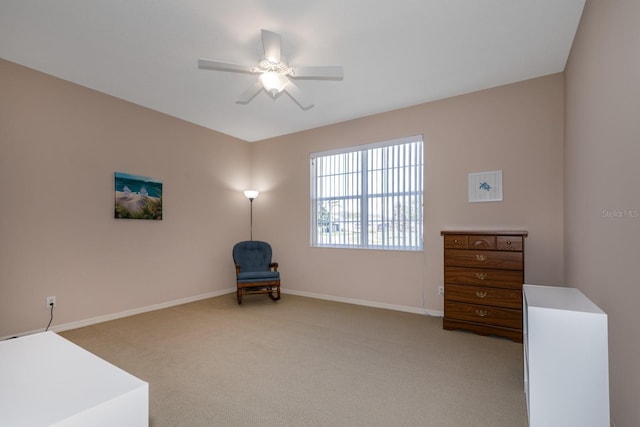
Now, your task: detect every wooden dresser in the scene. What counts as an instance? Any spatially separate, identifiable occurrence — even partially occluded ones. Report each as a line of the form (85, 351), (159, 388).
(441, 230), (528, 342)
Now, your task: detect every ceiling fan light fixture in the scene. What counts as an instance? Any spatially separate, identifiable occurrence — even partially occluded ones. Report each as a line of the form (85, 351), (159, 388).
(259, 71), (288, 96)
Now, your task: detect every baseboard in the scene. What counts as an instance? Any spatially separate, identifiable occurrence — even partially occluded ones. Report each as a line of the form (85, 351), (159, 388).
(282, 288), (444, 317)
(2, 288), (236, 340)
(3, 287), (443, 341)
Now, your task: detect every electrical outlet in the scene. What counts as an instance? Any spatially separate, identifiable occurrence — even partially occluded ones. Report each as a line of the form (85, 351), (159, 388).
(438, 286), (444, 296)
(46, 296), (56, 308)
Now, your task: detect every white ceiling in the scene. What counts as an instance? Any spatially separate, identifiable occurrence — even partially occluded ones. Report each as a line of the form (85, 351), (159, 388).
(0, 1), (585, 142)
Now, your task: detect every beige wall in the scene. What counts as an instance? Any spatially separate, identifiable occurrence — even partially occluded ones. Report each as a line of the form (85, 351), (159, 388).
(565, 1), (640, 425)
(1, 59), (565, 336)
(252, 74), (565, 313)
(0, 59), (251, 338)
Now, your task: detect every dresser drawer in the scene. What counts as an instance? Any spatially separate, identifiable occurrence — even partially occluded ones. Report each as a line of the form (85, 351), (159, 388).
(443, 234), (468, 249)
(444, 266), (523, 289)
(444, 249), (523, 270)
(445, 284), (522, 309)
(468, 235), (496, 249)
(445, 302), (522, 329)
(497, 236), (523, 251)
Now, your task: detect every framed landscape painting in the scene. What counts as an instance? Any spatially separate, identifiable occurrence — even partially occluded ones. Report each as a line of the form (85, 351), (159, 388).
(114, 172), (163, 220)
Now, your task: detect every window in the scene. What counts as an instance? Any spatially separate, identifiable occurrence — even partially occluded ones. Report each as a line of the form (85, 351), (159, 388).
(311, 135), (423, 250)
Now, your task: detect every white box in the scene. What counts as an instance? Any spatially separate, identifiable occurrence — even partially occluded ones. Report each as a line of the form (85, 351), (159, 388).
(523, 284), (609, 427)
(0, 331), (148, 426)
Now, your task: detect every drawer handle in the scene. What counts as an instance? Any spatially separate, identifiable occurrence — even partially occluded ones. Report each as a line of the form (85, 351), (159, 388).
(475, 309), (488, 317)
(453, 239), (459, 244)
(475, 272), (487, 280)
(475, 254), (486, 262)
(506, 240), (512, 245)
(475, 291), (488, 298)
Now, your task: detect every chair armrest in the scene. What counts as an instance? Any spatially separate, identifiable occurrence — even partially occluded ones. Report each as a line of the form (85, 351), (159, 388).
(269, 262), (279, 271)
(235, 264), (241, 274)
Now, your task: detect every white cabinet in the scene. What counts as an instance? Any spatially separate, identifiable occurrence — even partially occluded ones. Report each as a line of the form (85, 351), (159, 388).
(523, 284), (610, 427)
(0, 331), (148, 426)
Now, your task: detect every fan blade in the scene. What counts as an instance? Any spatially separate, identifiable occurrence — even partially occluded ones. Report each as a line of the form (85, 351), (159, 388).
(237, 80), (264, 104)
(291, 65), (344, 80)
(284, 81), (313, 110)
(198, 59), (255, 73)
(261, 29), (281, 63)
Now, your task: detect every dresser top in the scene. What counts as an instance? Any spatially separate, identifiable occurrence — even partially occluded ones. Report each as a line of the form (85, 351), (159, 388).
(441, 230), (528, 237)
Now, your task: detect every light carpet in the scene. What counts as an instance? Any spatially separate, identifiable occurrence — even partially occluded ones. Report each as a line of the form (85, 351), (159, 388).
(61, 294), (528, 426)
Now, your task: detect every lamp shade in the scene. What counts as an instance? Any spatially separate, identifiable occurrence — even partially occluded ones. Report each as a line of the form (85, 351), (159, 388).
(244, 190), (259, 200)
(259, 71), (288, 96)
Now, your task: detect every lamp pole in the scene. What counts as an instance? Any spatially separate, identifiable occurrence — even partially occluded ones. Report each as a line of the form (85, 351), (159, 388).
(243, 190), (259, 240)
(249, 197), (254, 240)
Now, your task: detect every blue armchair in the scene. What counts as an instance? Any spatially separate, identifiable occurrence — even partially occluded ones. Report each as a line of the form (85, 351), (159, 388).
(232, 241), (281, 304)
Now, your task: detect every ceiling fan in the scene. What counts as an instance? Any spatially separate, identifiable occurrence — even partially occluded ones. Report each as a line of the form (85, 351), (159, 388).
(198, 29), (343, 110)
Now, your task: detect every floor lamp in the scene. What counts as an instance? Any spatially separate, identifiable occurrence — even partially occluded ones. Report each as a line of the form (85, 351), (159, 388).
(243, 190), (259, 240)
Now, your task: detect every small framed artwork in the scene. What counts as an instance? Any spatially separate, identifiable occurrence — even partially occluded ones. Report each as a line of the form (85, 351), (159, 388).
(114, 172), (163, 220)
(468, 170), (503, 202)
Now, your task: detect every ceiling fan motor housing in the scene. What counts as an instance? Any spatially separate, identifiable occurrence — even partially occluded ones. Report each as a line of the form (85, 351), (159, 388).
(257, 59), (290, 75)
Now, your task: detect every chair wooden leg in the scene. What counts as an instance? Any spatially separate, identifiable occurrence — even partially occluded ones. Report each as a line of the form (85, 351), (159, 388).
(237, 289), (242, 304)
(268, 285), (281, 301)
